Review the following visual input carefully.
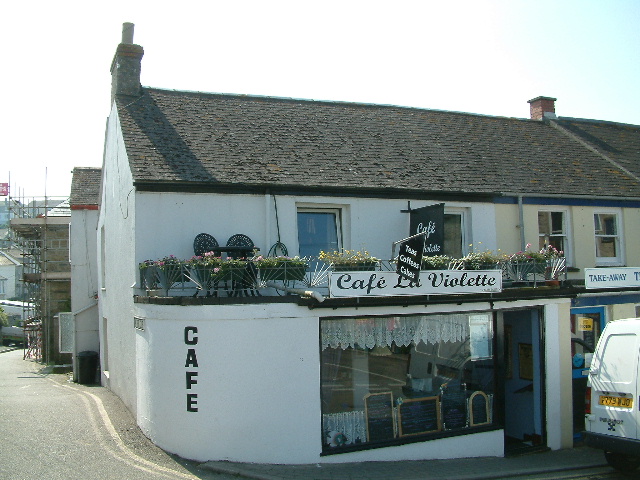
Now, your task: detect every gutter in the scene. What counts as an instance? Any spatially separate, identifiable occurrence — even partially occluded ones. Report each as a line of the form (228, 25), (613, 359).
(518, 196), (525, 252)
(499, 192), (640, 202)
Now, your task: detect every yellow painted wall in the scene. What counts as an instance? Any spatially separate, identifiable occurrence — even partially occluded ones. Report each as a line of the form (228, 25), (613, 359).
(569, 207), (596, 269)
(495, 204), (521, 256)
(623, 208), (640, 266)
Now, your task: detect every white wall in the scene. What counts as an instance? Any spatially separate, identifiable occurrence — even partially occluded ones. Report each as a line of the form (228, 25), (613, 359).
(134, 301), (505, 464)
(543, 301), (573, 449)
(133, 193), (497, 264)
(97, 104), (138, 413)
(70, 208), (100, 380)
(0, 255), (19, 299)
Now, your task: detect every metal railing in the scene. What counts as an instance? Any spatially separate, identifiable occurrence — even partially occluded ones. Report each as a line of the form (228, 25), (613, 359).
(137, 257), (568, 298)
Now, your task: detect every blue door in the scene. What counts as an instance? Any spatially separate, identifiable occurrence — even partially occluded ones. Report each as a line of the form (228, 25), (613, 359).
(569, 306), (605, 440)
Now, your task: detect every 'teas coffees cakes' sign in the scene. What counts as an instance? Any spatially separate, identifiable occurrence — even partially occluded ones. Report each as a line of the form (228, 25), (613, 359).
(396, 235), (425, 283)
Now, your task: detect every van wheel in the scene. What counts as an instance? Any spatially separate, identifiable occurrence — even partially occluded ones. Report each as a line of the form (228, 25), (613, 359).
(604, 451), (640, 474)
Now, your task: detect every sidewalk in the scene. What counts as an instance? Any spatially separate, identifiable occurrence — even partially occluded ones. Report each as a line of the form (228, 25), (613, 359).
(1, 348), (607, 480)
(202, 445), (607, 480)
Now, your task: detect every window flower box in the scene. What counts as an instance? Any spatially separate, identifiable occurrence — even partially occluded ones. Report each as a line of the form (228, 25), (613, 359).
(319, 250), (380, 272)
(155, 255), (185, 296)
(421, 255), (453, 270)
(253, 256), (308, 282)
(186, 253), (226, 296)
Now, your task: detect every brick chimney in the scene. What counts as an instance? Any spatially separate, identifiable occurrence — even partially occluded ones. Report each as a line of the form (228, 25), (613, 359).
(110, 23), (144, 102)
(527, 96), (557, 120)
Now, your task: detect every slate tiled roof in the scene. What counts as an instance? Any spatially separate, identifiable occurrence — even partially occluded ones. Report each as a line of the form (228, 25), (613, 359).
(116, 88), (640, 199)
(553, 118), (640, 183)
(0, 253), (18, 266)
(70, 167), (102, 207)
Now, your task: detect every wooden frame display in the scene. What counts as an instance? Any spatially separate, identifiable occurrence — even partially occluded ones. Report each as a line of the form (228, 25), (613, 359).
(364, 392), (396, 442)
(469, 391), (491, 426)
(441, 383), (468, 430)
(519, 343), (534, 380)
(398, 396), (441, 436)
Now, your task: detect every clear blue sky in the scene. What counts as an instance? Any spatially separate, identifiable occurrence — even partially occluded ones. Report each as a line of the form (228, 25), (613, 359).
(2, 0), (639, 198)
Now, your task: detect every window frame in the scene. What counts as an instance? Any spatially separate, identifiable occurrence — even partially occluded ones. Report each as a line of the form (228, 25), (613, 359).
(296, 206), (343, 258)
(443, 208), (470, 259)
(537, 209), (571, 264)
(320, 312), (497, 454)
(593, 209), (624, 266)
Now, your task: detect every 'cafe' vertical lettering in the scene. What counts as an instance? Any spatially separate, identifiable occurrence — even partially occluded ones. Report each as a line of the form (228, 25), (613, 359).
(184, 326), (199, 412)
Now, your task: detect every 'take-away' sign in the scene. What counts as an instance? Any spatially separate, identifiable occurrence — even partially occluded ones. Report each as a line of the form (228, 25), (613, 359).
(329, 270), (502, 298)
(585, 267), (640, 289)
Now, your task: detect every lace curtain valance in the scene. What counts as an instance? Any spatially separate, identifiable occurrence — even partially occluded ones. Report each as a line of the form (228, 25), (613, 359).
(321, 314), (469, 351)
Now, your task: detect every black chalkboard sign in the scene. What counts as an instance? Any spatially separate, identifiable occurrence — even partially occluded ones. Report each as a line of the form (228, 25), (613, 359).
(441, 384), (467, 430)
(364, 392), (395, 442)
(398, 396), (441, 436)
(469, 391), (491, 426)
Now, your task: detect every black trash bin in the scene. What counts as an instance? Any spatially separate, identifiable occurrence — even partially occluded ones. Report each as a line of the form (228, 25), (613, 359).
(77, 351), (99, 384)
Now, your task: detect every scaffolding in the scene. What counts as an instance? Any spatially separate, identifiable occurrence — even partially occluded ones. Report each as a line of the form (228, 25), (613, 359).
(7, 194), (71, 364)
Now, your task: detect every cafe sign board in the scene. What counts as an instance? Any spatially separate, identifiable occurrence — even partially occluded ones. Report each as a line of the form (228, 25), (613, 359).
(410, 203), (445, 256)
(329, 270), (502, 298)
(584, 267), (640, 289)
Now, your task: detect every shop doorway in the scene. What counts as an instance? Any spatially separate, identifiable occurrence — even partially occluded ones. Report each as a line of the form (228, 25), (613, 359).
(569, 307), (604, 441)
(502, 309), (545, 455)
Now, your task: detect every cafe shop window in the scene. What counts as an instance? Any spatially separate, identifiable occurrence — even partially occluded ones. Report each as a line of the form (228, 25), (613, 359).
(594, 211), (623, 265)
(297, 208), (342, 258)
(538, 210), (569, 260)
(321, 313), (495, 452)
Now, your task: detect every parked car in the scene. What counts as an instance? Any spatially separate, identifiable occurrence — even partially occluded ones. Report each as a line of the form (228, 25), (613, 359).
(584, 318), (640, 474)
(1, 323), (26, 346)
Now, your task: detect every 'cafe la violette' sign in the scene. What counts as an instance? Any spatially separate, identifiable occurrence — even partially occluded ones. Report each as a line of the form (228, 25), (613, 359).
(329, 270), (502, 298)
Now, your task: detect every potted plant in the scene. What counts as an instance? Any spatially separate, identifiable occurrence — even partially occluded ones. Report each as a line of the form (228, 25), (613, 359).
(218, 258), (258, 291)
(139, 259), (159, 292)
(155, 255), (184, 296)
(252, 255), (308, 282)
(186, 252), (225, 296)
(461, 246), (504, 270)
(319, 249), (380, 271)
(506, 244), (553, 283)
(541, 245), (566, 285)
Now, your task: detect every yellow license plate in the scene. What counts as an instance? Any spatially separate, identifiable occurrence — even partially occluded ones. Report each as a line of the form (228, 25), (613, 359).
(599, 395), (633, 408)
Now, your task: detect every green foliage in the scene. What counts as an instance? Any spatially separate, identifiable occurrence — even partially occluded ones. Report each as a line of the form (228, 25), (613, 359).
(318, 249), (379, 265)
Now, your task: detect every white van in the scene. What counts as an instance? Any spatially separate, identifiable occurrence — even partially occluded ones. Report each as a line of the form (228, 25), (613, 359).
(584, 317), (640, 474)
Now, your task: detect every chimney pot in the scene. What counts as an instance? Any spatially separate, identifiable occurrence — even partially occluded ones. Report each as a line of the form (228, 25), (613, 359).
(110, 23), (144, 102)
(122, 22), (135, 44)
(528, 96), (557, 120)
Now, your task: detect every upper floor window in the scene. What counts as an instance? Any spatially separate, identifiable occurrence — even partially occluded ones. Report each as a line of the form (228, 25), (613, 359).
(538, 210), (568, 258)
(594, 212), (623, 265)
(443, 213), (466, 259)
(297, 208), (342, 258)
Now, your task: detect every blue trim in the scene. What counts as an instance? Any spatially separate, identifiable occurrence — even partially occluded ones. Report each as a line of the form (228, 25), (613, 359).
(494, 196), (640, 208)
(572, 293), (640, 308)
